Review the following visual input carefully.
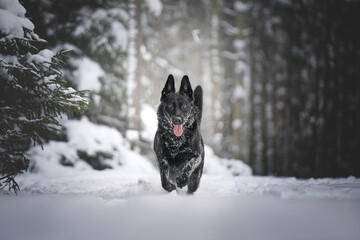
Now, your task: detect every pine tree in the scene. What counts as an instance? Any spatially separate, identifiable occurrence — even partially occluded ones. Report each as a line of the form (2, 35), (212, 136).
(0, 0), (88, 192)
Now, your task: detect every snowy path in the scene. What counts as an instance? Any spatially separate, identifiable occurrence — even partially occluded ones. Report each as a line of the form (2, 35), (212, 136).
(1, 172), (360, 240)
(14, 171), (360, 200)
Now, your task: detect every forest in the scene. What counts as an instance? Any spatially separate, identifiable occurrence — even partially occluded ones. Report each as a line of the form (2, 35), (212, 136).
(1, 1), (360, 239)
(1, 0), (360, 192)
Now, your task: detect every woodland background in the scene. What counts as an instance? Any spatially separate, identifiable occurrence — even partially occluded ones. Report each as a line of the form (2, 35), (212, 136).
(8, 0), (360, 178)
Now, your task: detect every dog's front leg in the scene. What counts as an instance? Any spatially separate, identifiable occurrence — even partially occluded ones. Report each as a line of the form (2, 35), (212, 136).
(159, 159), (176, 192)
(176, 155), (202, 188)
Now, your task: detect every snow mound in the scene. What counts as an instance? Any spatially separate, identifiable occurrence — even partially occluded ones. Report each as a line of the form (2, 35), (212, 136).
(204, 145), (252, 176)
(26, 103), (252, 181)
(28, 117), (157, 176)
(66, 117), (126, 155)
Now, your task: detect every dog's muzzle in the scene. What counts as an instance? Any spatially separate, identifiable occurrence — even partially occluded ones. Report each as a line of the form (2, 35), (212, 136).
(172, 116), (183, 137)
(173, 116), (183, 125)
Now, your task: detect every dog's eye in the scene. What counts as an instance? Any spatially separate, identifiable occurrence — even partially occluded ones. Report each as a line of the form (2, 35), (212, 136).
(167, 104), (174, 109)
(180, 104), (186, 110)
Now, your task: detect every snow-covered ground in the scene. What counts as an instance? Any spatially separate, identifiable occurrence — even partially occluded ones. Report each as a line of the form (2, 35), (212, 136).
(14, 169), (360, 200)
(2, 109), (360, 240)
(0, 171), (359, 240)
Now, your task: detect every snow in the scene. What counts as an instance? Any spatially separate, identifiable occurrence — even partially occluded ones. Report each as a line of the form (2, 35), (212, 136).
(0, 0), (34, 38)
(2, 172), (359, 240)
(203, 145), (252, 176)
(145, 0), (163, 16)
(140, 104), (158, 141)
(141, 45), (152, 61)
(126, 129), (140, 141)
(108, 8), (129, 22)
(13, 172), (360, 200)
(0, 0), (26, 17)
(1, 0), (359, 238)
(155, 57), (168, 68)
(192, 29), (200, 43)
(0, 9), (24, 37)
(26, 49), (54, 65)
(232, 118), (242, 129)
(73, 57), (104, 92)
(111, 21), (128, 51)
(17, 112), (360, 240)
(28, 116), (157, 176)
(154, 56), (183, 76)
(0, 54), (19, 65)
(234, 1), (249, 12)
(74, 7), (128, 53)
(2, 111), (360, 240)
(233, 83), (246, 99)
(66, 117), (125, 155)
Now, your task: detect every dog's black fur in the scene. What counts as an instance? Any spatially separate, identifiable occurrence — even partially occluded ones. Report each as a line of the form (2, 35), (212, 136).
(154, 74), (204, 194)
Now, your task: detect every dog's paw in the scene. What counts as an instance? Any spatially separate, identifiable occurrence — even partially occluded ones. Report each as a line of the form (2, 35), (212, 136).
(176, 175), (188, 189)
(162, 181), (176, 192)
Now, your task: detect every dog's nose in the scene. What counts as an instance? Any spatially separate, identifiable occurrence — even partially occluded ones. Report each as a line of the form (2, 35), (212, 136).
(173, 116), (183, 125)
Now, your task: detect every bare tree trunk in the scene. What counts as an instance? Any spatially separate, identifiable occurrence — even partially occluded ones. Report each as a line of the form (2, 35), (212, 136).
(220, 0), (236, 159)
(209, 0), (223, 155)
(233, 3), (247, 160)
(127, 0), (142, 134)
(134, 0), (143, 133)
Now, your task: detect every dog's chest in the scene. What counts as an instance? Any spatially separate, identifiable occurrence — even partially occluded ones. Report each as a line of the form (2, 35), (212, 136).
(162, 134), (189, 158)
(165, 139), (185, 156)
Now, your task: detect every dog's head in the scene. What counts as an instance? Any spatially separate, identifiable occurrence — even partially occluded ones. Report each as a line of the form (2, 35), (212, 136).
(158, 74), (196, 137)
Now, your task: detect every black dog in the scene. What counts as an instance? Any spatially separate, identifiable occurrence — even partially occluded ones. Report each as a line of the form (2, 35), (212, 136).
(154, 74), (204, 194)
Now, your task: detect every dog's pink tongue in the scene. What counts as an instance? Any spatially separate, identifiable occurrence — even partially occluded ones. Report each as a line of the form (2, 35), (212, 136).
(173, 124), (183, 137)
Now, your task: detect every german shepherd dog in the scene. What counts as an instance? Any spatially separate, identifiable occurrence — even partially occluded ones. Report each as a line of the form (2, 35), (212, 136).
(154, 74), (204, 194)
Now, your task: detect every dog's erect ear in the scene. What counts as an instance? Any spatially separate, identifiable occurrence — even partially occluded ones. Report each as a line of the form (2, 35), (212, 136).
(179, 75), (193, 100)
(161, 74), (175, 101)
